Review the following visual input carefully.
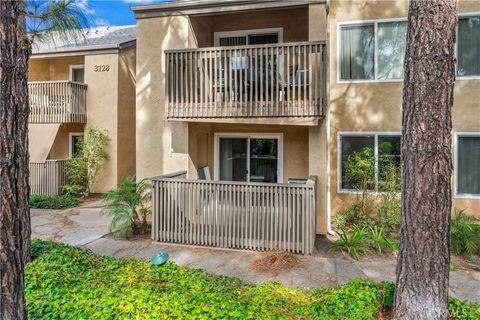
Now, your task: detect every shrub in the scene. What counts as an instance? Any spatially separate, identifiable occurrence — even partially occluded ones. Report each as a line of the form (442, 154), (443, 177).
(311, 279), (390, 320)
(65, 127), (109, 194)
(368, 226), (385, 254)
(451, 209), (480, 258)
(333, 203), (374, 230)
(383, 238), (400, 256)
(29, 194), (80, 209)
(25, 240), (480, 320)
(330, 228), (369, 260)
(101, 177), (151, 237)
(61, 184), (87, 198)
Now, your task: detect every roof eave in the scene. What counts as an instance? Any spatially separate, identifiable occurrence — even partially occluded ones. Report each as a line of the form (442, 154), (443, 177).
(132, 0), (326, 19)
(31, 40), (136, 58)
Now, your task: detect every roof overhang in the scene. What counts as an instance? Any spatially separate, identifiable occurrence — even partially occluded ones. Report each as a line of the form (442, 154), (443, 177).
(31, 40), (136, 59)
(132, 0), (326, 19)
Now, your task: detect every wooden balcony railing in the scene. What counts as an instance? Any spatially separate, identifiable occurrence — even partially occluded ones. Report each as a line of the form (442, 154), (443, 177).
(152, 172), (317, 254)
(28, 81), (87, 123)
(165, 42), (326, 120)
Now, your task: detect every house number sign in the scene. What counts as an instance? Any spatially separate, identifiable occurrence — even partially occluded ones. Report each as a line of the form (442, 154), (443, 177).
(94, 65), (110, 72)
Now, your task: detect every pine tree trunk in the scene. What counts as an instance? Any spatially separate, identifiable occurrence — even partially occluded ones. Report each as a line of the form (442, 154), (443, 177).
(394, 1), (458, 319)
(0, 1), (31, 318)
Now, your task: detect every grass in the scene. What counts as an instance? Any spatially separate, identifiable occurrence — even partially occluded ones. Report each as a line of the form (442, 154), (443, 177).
(26, 240), (480, 320)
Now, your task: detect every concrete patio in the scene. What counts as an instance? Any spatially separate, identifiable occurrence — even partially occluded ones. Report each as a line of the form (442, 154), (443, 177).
(31, 202), (480, 303)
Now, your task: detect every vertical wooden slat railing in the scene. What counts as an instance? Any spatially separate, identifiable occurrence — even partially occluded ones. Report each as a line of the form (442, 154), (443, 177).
(165, 41), (326, 120)
(29, 159), (72, 196)
(28, 81), (87, 124)
(152, 172), (317, 254)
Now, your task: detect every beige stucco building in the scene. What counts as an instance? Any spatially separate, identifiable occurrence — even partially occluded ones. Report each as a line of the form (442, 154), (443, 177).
(28, 26), (137, 193)
(131, 0), (480, 252)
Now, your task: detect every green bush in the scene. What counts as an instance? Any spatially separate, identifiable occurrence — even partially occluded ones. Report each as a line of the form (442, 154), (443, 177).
(61, 184), (87, 198)
(29, 194), (80, 209)
(451, 209), (480, 258)
(330, 228), (369, 260)
(25, 240), (479, 320)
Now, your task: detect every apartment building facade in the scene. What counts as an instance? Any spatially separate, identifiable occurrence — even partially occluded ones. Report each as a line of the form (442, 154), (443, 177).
(28, 26), (137, 194)
(131, 0), (479, 253)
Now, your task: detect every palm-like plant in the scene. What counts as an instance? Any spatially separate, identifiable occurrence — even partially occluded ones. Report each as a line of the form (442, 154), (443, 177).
(330, 228), (369, 260)
(451, 209), (480, 258)
(101, 177), (151, 238)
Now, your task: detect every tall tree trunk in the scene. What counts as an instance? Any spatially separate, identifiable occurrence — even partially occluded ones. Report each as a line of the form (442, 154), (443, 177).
(0, 1), (31, 319)
(394, 1), (457, 319)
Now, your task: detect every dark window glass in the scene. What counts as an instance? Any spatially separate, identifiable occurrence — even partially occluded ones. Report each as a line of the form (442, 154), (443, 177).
(458, 136), (480, 195)
(378, 136), (402, 191)
(457, 16), (480, 77)
(341, 135), (375, 190)
(219, 36), (247, 47)
(340, 24), (375, 80)
(249, 138), (278, 183)
(248, 33), (279, 45)
(219, 138), (247, 181)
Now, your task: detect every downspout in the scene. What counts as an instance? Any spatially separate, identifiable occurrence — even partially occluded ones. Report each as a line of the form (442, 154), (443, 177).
(325, 0), (335, 236)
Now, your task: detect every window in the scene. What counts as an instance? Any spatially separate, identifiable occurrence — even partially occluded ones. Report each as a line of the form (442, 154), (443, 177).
(69, 133), (84, 157)
(340, 21), (407, 81)
(339, 133), (401, 192)
(457, 16), (480, 77)
(69, 65), (84, 83)
(215, 134), (282, 183)
(455, 134), (480, 197)
(214, 28), (282, 47)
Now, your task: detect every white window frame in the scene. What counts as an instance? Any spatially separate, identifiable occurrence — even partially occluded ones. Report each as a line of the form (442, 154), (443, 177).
(337, 131), (401, 194)
(69, 64), (84, 82)
(337, 18), (407, 84)
(214, 27), (284, 46)
(213, 132), (284, 183)
(69, 132), (84, 157)
(337, 12), (480, 84)
(456, 12), (480, 80)
(454, 132), (480, 199)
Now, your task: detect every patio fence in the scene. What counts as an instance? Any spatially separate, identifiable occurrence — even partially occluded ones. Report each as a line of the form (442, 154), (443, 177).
(152, 172), (317, 254)
(29, 160), (71, 196)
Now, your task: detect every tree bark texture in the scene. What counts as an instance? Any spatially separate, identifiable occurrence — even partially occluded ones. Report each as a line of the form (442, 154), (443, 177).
(0, 1), (31, 319)
(394, 0), (458, 319)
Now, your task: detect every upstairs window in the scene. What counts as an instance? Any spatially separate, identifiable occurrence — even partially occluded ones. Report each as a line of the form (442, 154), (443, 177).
(339, 21), (407, 81)
(215, 28), (282, 47)
(457, 16), (480, 77)
(69, 65), (85, 83)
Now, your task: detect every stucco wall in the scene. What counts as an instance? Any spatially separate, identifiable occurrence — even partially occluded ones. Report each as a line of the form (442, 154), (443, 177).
(187, 123), (309, 182)
(190, 7), (309, 47)
(136, 15), (198, 181)
(29, 56), (84, 81)
(47, 123), (85, 159)
(84, 53), (120, 192)
(328, 0), (480, 218)
(117, 48), (137, 183)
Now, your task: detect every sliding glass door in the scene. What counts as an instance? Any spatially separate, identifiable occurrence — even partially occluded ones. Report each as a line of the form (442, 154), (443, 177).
(218, 136), (280, 183)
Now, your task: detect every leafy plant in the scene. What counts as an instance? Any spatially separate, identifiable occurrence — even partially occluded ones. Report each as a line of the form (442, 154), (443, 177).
(383, 238), (400, 256)
(101, 177), (151, 237)
(61, 184), (87, 198)
(65, 128), (109, 194)
(451, 209), (480, 258)
(29, 194), (80, 209)
(333, 203), (374, 230)
(25, 240), (480, 320)
(330, 228), (369, 260)
(368, 226), (385, 254)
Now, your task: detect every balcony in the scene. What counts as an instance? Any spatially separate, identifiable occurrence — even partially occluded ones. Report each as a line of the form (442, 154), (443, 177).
(165, 42), (326, 121)
(28, 81), (87, 124)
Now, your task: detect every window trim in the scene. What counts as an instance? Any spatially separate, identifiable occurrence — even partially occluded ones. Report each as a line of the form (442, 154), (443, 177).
(337, 131), (401, 194)
(337, 12), (480, 84)
(69, 64), (85, 82)
(69, 132), (84, 157)
(454, 132), (480, 199)
(213, 132), (284, 183)
(214, 27), (284, 46)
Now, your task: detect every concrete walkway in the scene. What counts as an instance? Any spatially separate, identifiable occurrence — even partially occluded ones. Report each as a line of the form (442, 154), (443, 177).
(31, 203), (480, 303)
